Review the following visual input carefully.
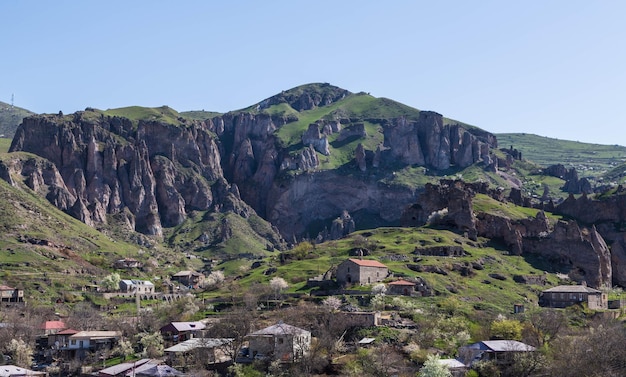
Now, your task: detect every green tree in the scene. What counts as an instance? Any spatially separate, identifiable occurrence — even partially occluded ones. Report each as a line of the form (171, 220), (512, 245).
(418, 354), (452, 377)
(100, 273), (121, 292)
(490, 318), (523, 340)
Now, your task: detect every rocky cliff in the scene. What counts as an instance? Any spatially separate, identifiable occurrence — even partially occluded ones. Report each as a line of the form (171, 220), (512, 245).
(401, 180), (613, 288)
(5, 83), (502, 248)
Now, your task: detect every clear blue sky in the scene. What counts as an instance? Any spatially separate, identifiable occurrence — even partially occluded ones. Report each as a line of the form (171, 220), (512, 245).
(2, 1), (625, 146)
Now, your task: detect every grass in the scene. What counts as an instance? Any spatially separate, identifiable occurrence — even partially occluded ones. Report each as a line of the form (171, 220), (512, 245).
(0, 137), (11, 153)
(497, 133), (626, 178)
(103, 106), (183, 125)
(213, 226), (561, 317)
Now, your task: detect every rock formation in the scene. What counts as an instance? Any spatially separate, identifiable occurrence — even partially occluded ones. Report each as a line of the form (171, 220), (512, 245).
(401, 179), (613, 287)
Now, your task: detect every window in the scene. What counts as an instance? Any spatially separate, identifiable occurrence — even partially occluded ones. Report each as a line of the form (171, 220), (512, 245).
(278, 338), (284, 344)
(71, 340), (76, 345)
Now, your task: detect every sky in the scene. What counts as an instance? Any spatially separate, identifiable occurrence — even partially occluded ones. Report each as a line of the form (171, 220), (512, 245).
(2, 1), (626, 146)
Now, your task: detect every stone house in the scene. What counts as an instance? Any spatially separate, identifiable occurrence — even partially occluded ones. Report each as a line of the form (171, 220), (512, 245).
(164, 338), (233, 366)
(387, 279), (416, 296)
(539, 284), (608, 309)
(336, 258), (388, 286)
(172, 270), (205, 289)
(247, 323), (311, 363)
(119, 279), (155, 294)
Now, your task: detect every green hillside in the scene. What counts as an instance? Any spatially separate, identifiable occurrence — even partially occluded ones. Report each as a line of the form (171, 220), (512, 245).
(498, 133), (626, 177)
(0, 101), (35, 138)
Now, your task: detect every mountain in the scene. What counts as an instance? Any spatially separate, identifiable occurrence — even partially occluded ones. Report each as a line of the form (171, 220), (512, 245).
(4, 82), (626, 298)
(0, 100), (35, 139)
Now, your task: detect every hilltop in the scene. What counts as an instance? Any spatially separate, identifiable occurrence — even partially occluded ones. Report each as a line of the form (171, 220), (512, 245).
(0, 100), (34, 138)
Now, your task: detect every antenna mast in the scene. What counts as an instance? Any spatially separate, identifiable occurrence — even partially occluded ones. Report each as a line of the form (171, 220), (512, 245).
(11, 94), (14, 108)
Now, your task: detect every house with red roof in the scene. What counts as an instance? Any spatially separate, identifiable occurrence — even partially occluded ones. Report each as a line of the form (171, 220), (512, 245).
(387, 279), (416, 296)
(39, 320), (67, 335)
(336, 258), (388, 286)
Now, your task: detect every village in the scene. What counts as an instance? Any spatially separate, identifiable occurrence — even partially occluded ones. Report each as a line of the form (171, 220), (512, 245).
(1, 254), (621, 377)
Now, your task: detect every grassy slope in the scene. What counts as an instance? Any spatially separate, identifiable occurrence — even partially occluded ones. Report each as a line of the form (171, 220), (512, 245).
(498, 133), (626, 177)
(216, 225), (559, 317)
(0, 101), (35, 138)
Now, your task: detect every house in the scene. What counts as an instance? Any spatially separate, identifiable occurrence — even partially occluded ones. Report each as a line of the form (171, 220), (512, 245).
(164, 338), (233, 366)
(247, 322), (311, 363)
(458, 340), (535, 366)
(39, 321), (66, 335)
(113, 258), (143, 269)
(119, 280), (155, 294)
(387, 279), (416, 296)
(0, 365), (47, 376)
(0, 285), (24, 304)
(539, 284), (608, 309)
(171, 271), (205, 289)
(160, 321), (206, 343)
(336, 258), (388, 286)
(65, 331), (122, 360)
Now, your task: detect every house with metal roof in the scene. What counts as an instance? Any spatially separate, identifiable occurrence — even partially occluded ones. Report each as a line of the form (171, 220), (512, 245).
(539, 284), (607, 309)
(164, 338), (233, 366)
(458, 340), (535, 367)
(247, 323), (311, 363)
(336, 258), (388, 286)
(160, 321), (207, 343)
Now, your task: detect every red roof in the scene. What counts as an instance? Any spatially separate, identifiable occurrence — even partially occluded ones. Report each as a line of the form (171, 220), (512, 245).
(40, 321), (67, 330)
(56, 329), (79, 335)
(0, 285), (15, 290)
(348, 258), (387, 268)
(388, 279), (415, 286)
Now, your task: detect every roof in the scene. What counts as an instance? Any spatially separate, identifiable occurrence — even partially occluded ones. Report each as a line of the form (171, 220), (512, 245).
(470, 340), (535, 352)
(173, 270), (202, 277)
(130, 363), (184, 377)
(164, 338), (232, 353)
(542, 285), (602, 294)
(249, 322), (310, 337)
(0, 365), (46, 376)
(99, 359), (151, 376)
(438, 358), (467, 369)
(69, 330), (122, 339)
(40, 320), (66, 330)
(0, 285), (15, 291)
(164, 321), (206, 332)
(358, 337), (376, 345)
(56, 328), (79, 335)
(388, 279), (415, 286)
(347, 258), (387, 268)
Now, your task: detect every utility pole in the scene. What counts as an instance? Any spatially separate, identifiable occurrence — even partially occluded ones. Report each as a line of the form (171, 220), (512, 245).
(11, 93), (14, 108)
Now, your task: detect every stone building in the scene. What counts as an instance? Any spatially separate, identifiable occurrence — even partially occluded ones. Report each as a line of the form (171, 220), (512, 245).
(247, 323), (311, 363)
(539, 284), (608, 310)
(336, 258), (388, 286)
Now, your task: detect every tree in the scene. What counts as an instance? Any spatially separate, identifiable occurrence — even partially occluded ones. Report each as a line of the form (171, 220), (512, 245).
(322, 296), (342, 311)
(490, 318), (523, 340)
(270, 277), (288, 300)
(113, 338), (135, 360)
(418, 354), (452, 377)
(6, 339), (33, 368)
(205, 270), (225, 288)
(100, 273), (121, 292)
(137, 331), (164, 358)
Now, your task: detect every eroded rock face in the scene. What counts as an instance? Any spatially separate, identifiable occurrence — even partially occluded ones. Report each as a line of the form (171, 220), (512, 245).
(9, 112), (225, 236)
(401, 179), (613, 287)
(383, 112), (497, 170)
